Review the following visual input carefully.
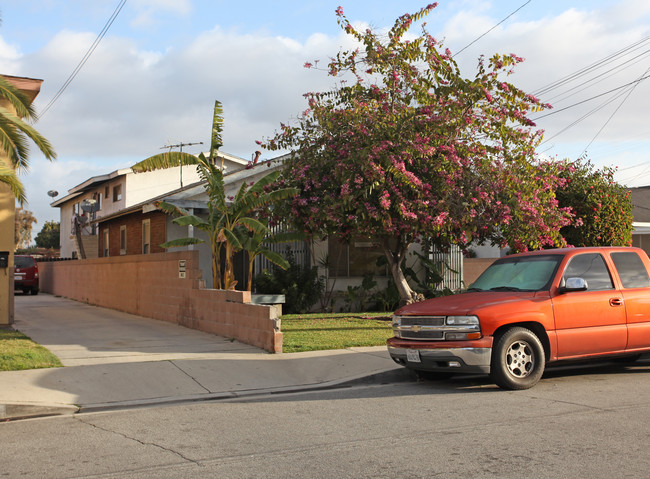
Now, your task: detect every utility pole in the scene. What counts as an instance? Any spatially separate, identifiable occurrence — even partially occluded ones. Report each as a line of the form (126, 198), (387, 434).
(160, 141), (203, 188)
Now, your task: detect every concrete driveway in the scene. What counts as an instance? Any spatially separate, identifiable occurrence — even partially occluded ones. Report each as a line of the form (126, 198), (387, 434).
(13, 292), (262, 366)
(2, 293), (400, 417)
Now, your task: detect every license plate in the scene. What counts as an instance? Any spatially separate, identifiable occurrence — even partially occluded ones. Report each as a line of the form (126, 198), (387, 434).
(406, 349), (421, 363)
(14, 273), (24, 280)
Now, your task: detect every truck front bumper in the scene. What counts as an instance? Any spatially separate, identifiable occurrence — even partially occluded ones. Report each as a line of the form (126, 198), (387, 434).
(387, 337), (493, 374)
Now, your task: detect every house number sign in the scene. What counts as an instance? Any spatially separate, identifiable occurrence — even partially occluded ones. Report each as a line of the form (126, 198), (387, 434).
(178, 260), (186, 279)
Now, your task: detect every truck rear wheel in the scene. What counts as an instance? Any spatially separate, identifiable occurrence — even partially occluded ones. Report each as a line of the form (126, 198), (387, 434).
(490, 327), (545, 390)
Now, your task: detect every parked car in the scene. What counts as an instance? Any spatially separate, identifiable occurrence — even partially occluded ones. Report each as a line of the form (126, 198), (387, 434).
(388, 247), (650, 390)
(14, 255), (39, 295)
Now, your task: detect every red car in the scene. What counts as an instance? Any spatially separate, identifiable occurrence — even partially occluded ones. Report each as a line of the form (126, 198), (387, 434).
(14, 255), (39, 295)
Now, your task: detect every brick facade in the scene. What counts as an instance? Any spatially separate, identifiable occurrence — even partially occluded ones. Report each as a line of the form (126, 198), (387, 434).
(99, 210), (166, 257)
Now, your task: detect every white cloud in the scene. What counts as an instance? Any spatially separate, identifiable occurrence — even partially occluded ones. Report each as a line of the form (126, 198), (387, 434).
(8, 0), (650, 226)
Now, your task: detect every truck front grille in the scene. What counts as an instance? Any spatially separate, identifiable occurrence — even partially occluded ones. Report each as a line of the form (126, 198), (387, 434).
(400, 330), (445, 340)
(399, 316), (445, 327)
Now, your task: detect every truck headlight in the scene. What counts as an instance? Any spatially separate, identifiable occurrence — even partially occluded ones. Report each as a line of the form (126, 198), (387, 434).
(392, 315), (401, 338)
(445, 316), (481, 340)
(446, 315), (479, 326)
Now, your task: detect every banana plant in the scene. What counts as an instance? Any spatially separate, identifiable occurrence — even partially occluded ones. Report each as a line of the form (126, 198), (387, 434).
(235, 223), (304, 292)
(132, 100), (298, 290)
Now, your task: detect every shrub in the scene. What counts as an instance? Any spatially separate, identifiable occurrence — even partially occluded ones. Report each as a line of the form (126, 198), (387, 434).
(254, 253), (323, 314)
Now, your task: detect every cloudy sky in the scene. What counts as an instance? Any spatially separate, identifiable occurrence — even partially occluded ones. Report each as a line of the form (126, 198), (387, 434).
(2, 0), (650, 232)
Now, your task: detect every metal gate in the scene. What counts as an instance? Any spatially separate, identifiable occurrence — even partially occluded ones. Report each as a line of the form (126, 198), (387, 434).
(253, 224), (311, 277)
(428, 244), (464, 291)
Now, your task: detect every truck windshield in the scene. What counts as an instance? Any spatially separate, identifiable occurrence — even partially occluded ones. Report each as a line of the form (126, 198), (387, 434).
(468, 255), (563, 292)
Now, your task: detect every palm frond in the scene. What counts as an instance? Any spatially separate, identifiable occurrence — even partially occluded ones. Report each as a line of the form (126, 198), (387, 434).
(156, 200), (192, 217)
(0, 115), (25, 168)
(257, 247), (290, 270)
(172, 214), (210, 228)
(160, 237), (205, 249)
(0, 107), (56, 169)
(1, 108), (56, 162)
(238, 216), (268, 234)
(222, 227), (243, 250)
(132, 151), (199, 173)
(209, 100), (224, 161)
(237, 187), (299, 214)
(0, 163), (26, 204)
(0, 76), (36, 120)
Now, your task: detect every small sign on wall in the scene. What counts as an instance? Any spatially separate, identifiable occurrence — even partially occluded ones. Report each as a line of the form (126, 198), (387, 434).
(178, 260), (186, 279)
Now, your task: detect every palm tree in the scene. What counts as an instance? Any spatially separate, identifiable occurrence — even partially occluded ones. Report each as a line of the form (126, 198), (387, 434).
(132, 100), (298, 291)
(0, 75), (56, 203)
(0, 163), (24, 202)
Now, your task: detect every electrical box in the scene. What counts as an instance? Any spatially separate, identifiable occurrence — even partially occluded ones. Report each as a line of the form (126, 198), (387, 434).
(0, 251), (8, 269)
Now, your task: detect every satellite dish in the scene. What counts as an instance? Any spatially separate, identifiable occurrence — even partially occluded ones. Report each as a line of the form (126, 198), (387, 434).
(47, 190), (58, 198)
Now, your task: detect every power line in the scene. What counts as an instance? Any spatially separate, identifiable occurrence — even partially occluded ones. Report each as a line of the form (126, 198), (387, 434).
(539, 81), (639, 145)
(40, 0), (128, 118)
(533, 35), (650, 97)
(533, 73), (650, 121)
(543, 48), (650, 104)
(582, 66), (650, 155)
(453, 0), (532, 57)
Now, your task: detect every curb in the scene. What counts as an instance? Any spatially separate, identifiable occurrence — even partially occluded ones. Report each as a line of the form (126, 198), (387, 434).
(0, 367), (412, 421)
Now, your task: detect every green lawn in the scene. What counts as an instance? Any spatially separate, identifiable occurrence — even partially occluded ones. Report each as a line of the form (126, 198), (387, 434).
(0, 329), (62, 371)
(280, 312), (394, 353)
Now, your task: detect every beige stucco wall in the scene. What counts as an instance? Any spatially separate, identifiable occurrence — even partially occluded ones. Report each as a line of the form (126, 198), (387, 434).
(0, 173), (15, 324)
(0, 75), (43, 325)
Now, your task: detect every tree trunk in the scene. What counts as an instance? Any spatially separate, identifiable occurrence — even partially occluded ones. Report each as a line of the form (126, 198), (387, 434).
(223, 242), (237, 290)
(381, 239), (415, 306)
(211, 242), (222, 290)
(247, 257), (254, 292)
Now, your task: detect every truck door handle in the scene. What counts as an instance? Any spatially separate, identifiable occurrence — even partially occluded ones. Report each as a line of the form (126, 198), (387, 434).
(610, 298), (624, 307)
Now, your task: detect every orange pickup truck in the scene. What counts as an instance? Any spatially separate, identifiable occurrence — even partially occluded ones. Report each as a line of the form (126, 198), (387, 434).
(387, 246), (650, 390)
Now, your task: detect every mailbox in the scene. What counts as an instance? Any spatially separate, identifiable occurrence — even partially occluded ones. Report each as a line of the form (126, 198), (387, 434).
(0, 251), (8, 269)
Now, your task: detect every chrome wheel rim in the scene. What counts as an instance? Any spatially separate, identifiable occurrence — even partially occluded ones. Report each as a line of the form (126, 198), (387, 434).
(505, 340), (534, 378)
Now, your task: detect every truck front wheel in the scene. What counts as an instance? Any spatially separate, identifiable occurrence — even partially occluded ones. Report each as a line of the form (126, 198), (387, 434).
(490, 327), (545, 390)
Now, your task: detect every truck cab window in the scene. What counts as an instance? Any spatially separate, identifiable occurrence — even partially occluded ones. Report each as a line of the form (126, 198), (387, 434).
(562, 253), (613, 291)
(611, 252), (650, 288)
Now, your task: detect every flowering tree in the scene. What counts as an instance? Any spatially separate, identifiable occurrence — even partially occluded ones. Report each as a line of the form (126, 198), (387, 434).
(556, 160), (633, 247)
(265, 4), (572, 304)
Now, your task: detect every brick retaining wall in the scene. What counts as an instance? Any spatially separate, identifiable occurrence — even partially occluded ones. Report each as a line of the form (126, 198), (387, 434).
(38, 251), (282, 353)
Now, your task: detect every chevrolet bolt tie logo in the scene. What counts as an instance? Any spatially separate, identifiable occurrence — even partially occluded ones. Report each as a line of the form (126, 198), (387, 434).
(411, 325), (422, 333)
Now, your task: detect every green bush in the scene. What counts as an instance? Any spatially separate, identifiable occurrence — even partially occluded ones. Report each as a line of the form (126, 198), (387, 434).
(254, 253), (323, 314)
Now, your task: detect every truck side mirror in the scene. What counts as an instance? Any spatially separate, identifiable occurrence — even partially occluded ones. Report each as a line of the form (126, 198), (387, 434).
(559, 277), (588, 293)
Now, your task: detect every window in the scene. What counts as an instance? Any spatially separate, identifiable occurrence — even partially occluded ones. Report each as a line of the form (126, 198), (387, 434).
(103, 229), (109, 257)
(73, 202), (80, 215)
(471, 255), (562, 292)
(120, 225), (127, 255)
(562, 253), (613, 291)
(142, 219), (151, 254)
(97, 193), (103, 211)
(611, 252), (650, 289)
(105, 186), (109, 199)
(328, 236), (388, 277)
(113, 184), (122, 202)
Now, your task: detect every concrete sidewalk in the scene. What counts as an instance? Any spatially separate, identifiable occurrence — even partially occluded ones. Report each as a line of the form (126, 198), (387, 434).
(1, 294), (403, 420)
